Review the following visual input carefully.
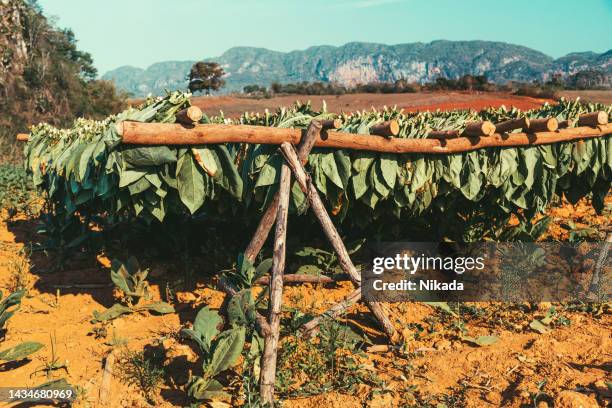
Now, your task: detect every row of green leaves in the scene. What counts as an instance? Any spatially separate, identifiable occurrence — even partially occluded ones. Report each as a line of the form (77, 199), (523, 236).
(24, 94), (611, 244)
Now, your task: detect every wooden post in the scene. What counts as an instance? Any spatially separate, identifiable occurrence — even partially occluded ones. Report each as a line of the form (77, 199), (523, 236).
(558, 119), (574, 129)
(254, 274), (337, 285)
(259, 162), (292, 405)
(578, 111), (608, 127)
(320, 119), (343, 130)
(279, 142), (398, 342)
(527, 118), (558, 132)
(494, 117), (530, 134)
(300, 288), (361, 338)
(462, 121), (496, 137)
(118, 121), (612, 154)
(175, 106), (203, 125)
(244, 121), (323, 263)
(370, 120), (400, 137)
(16, 133), (29, 142)
(428, 130), (460, 139)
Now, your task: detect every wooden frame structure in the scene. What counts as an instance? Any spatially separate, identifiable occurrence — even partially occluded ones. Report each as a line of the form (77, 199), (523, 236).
(16, 109), (612, 405)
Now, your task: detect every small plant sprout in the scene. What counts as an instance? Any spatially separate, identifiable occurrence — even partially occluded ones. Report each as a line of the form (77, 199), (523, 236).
(30, 332), (68, 379)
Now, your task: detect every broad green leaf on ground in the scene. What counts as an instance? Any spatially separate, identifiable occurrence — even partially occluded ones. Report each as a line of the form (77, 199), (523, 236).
(462, 335), (499, 347)
(207, 327), (246, 376)
(91, 303), (133, 323)
(529, 319), (550, 334)
(0, 342), (44, 362)
(424, 302), (457, 316)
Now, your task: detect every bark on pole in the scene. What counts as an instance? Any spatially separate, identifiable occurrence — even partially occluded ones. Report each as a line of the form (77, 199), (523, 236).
(462, 121), (496, 137)
(255, 274), (337, 285)
(279, 142), (398, 342)
(577, 111), (608, 127)
(174, 106), (203, 125)
(320, 119), (343, 130)
(427, 130), (460, 139)
(494, 117), (530, 134)
(244, 121), (322, 263)
(558, 119), (574, 129)
(118, 121), (612, 154)
(370, 120), (400, 137)
(527, 118), (558, 132)
(259, 162), (292, 405)
(300, 288), (362, 338)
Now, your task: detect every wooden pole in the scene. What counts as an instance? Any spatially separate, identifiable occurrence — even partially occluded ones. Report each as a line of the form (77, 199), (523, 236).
(370, 120), (400, 137)
(527, 118), (558, 132)
(254, 274), (338, 285)
(578, 111), (608, 126)
(16, 133), (29, 142)
(244, 121), (323, 263)
(118, 121), (612, 154)
(428, 130), (460, 139)
(300, 288), (361, 338)
(259, 162), (292, 405)
(175, 106), (203, 125)
(279, 142), (398, 342)
(320, 119), (343, 130)
(494, 117), (530, 134)
(462, 121), (496, 137)
(558, 119), (574, 129)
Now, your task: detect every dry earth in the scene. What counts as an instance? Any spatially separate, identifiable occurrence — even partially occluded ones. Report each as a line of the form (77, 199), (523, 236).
(0, 196), (610, 407)
(187, 92), (551, 119)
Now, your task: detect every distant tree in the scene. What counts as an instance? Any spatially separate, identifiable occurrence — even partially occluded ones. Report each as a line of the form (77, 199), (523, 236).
(188, 62), (226, 95)
(243, 84), (266, 94)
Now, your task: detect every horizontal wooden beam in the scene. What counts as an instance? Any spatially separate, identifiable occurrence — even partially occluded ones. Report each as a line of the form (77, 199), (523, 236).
(254, 274), (340, 285)
(116, 121), (612, 154)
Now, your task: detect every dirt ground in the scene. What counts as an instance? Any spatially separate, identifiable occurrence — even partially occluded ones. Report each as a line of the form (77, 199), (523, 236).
(187, 92), (553, 119)
(0, 195), (610, 407)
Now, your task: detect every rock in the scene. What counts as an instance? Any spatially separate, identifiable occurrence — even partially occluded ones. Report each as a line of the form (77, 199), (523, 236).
(484, 391), (502, 405)
(554, 390), (598, 408)
(434, 339), (452, 350)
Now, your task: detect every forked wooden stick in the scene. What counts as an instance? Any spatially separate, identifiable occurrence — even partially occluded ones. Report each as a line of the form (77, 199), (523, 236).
(244, 120), (325, 262)
(259, 162), (292, 405)
(279, 142), (398, 342)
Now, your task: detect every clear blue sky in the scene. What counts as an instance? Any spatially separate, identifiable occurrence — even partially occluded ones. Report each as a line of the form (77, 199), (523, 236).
(37, 0), (612, 76)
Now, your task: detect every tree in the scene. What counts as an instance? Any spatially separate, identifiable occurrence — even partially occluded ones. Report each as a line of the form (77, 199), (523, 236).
(188, 62), (226, 95)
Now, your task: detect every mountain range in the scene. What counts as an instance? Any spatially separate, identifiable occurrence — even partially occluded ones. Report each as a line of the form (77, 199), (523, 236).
(102, 41), (612, 97)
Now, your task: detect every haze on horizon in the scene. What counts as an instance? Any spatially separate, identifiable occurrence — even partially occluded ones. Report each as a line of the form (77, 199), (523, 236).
(37, 0), (612, 75)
